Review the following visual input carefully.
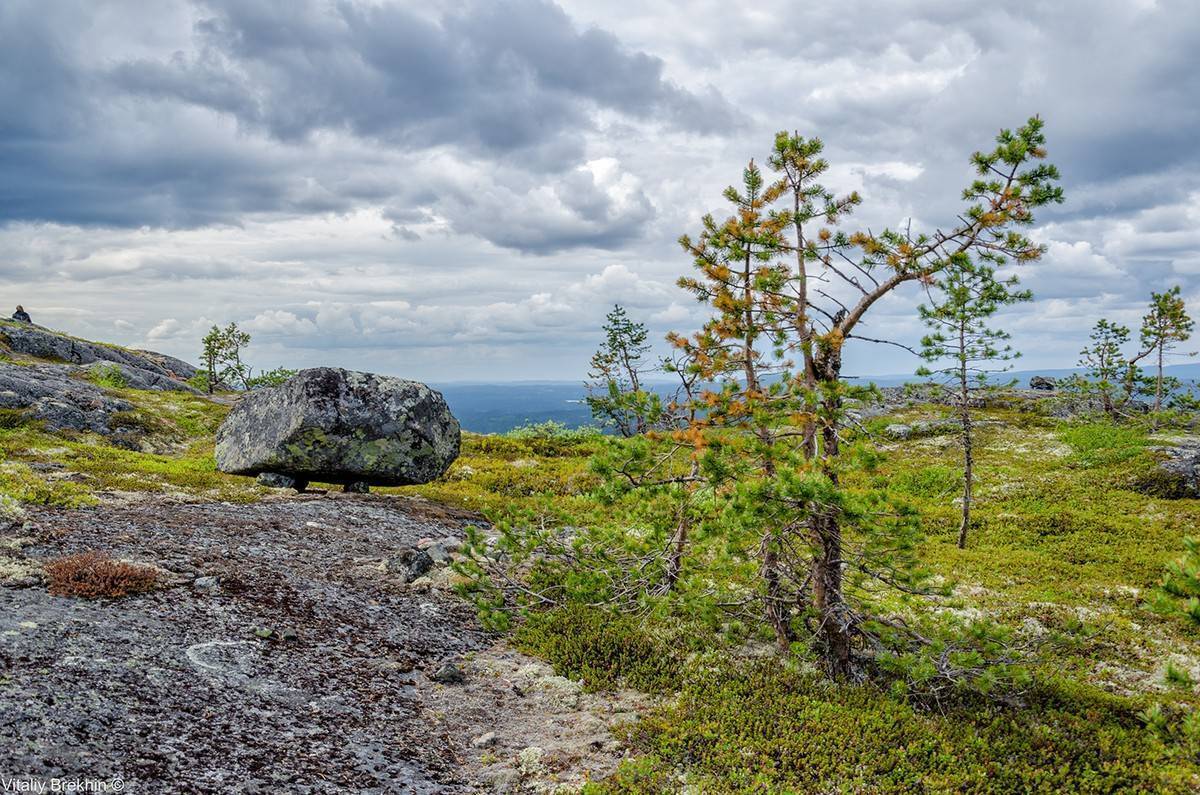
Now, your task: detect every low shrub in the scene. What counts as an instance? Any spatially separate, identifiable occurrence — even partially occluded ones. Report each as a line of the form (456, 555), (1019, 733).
(88, 363), (129, 389)
(0, 408), (31, 429)
(44, 551), (158, 599)
(515, 604), (682, 693)
(1060, 421), (1148, 468)
(594, 658), (1194, 793)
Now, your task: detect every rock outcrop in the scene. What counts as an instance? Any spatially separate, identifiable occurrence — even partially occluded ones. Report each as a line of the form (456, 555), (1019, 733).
(0, 324), (202, 445)
(215, 368), (460, 489)
(0, 322), (197, 381)
(0, 363), (134, 436)
(1142, 439), (1200, 499)
(1029, 376), (1057, 391)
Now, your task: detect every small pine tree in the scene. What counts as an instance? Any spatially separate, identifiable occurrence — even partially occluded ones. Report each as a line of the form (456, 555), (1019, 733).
(585, 305), (658, 436)
(1078, 319), (1139, 417)
(201, 325), (224, 395)
(200, 322), (254, 392)
(1140, 286), (1194, 412)
(917, 258), (1031, 549)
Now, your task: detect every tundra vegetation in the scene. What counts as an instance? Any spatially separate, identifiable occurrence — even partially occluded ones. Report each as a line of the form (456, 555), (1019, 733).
(2, 119), (1200, 792)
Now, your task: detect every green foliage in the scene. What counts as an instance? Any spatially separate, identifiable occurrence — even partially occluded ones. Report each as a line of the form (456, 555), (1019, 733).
(245, 367), (298, 389)
(1142, 286), (1195, 411)
(1060, 421), (1148, 468)
(514, 605), (682, 693)
(592, 658), (1194, 793)
(1076, 318), (1143, 416)
(186, 371), (213, 392)
(0, 408), (32, 430)
(585, 305), (661, 437)
(1155, 536), (1200, 628)
(917, 258), (1031, 385)
(506, 420), (604, 443)
(88, 363), (129, 389)
(201, 322), (253, 391)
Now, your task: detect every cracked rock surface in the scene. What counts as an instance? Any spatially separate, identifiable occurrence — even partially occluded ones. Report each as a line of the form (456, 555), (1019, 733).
(1, 494), (491, 793)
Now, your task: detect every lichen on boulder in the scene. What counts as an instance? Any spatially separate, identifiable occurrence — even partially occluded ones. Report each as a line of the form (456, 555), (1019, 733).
(215, 367), (460, 487)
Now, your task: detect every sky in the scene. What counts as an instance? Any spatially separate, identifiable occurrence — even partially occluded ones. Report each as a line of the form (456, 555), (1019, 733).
(1, 0), (1198, 382)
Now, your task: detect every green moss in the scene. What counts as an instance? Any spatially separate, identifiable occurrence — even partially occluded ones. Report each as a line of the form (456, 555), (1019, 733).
(593, 658), (1197, 793)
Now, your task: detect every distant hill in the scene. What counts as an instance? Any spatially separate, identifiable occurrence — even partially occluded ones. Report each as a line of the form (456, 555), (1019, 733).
(435, 363), (1200, 433)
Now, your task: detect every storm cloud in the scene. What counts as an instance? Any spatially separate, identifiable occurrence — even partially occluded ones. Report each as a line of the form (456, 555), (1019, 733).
(0, 0), (1198, 380)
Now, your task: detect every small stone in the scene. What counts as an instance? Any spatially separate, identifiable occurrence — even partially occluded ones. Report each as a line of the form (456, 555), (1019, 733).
(192, 575), (220, 590)
(256, 472), (297, 489)
(280, 628), (300, 642)
(409, 576), (432, 592)
(471, 731), (497, 749)
(484, 769), (519, 793)
(386, 547), (434, 582)
(431, 662), (465, 684)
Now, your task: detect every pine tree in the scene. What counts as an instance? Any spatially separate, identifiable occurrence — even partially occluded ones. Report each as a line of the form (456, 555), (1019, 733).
(199, 322), (253, 392)
(669, 118), (1062, 677)
(585, 305), (658, 437)
(917, 259), (1031, 549)
(1077, 320), (1138, 417)
(1140, 286), (1194, 412)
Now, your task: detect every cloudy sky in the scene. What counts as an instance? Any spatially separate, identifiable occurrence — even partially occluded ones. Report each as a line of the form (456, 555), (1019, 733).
(2, 0), (1198, 381)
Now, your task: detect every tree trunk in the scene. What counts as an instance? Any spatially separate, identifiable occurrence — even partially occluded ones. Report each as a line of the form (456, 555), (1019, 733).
(665, 460), (699, 590)
(811, 346), (853, 678)
(957, 324), (973, 550)
(957, 390), (973, 550)
(1155, 343), (1165, 413)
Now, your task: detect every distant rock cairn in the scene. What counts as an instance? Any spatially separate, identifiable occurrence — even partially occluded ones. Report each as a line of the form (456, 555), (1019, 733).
(1029, 375), (1057, 391)
(215, 368), (461, 493)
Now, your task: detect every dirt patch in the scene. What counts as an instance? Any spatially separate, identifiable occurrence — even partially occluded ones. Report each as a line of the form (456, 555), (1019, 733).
(422, 646), (653, 792)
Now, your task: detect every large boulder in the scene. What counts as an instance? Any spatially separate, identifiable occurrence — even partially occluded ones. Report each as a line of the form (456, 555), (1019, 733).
(215, 368), (460, 487)
(1029, 376), (1057, 391)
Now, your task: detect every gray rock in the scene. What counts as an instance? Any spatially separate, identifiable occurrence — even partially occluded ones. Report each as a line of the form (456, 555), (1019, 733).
(386, 547), (434, 583)
(471, 731), (497, 748)
(215, 367), (460, 487)
(431, 662), (465, 684)
(426, 544), (452, 565)
(343, 481), (370, 494)
(0, 322), (196, 381)
(193, 576), (220, 590)
(1029, 375), (1057, 391)
(256, 472), (299, 490)
(0, 362), (134, 435)
(81, 361), (200, 394)
(1143, 440), (1200, 499)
